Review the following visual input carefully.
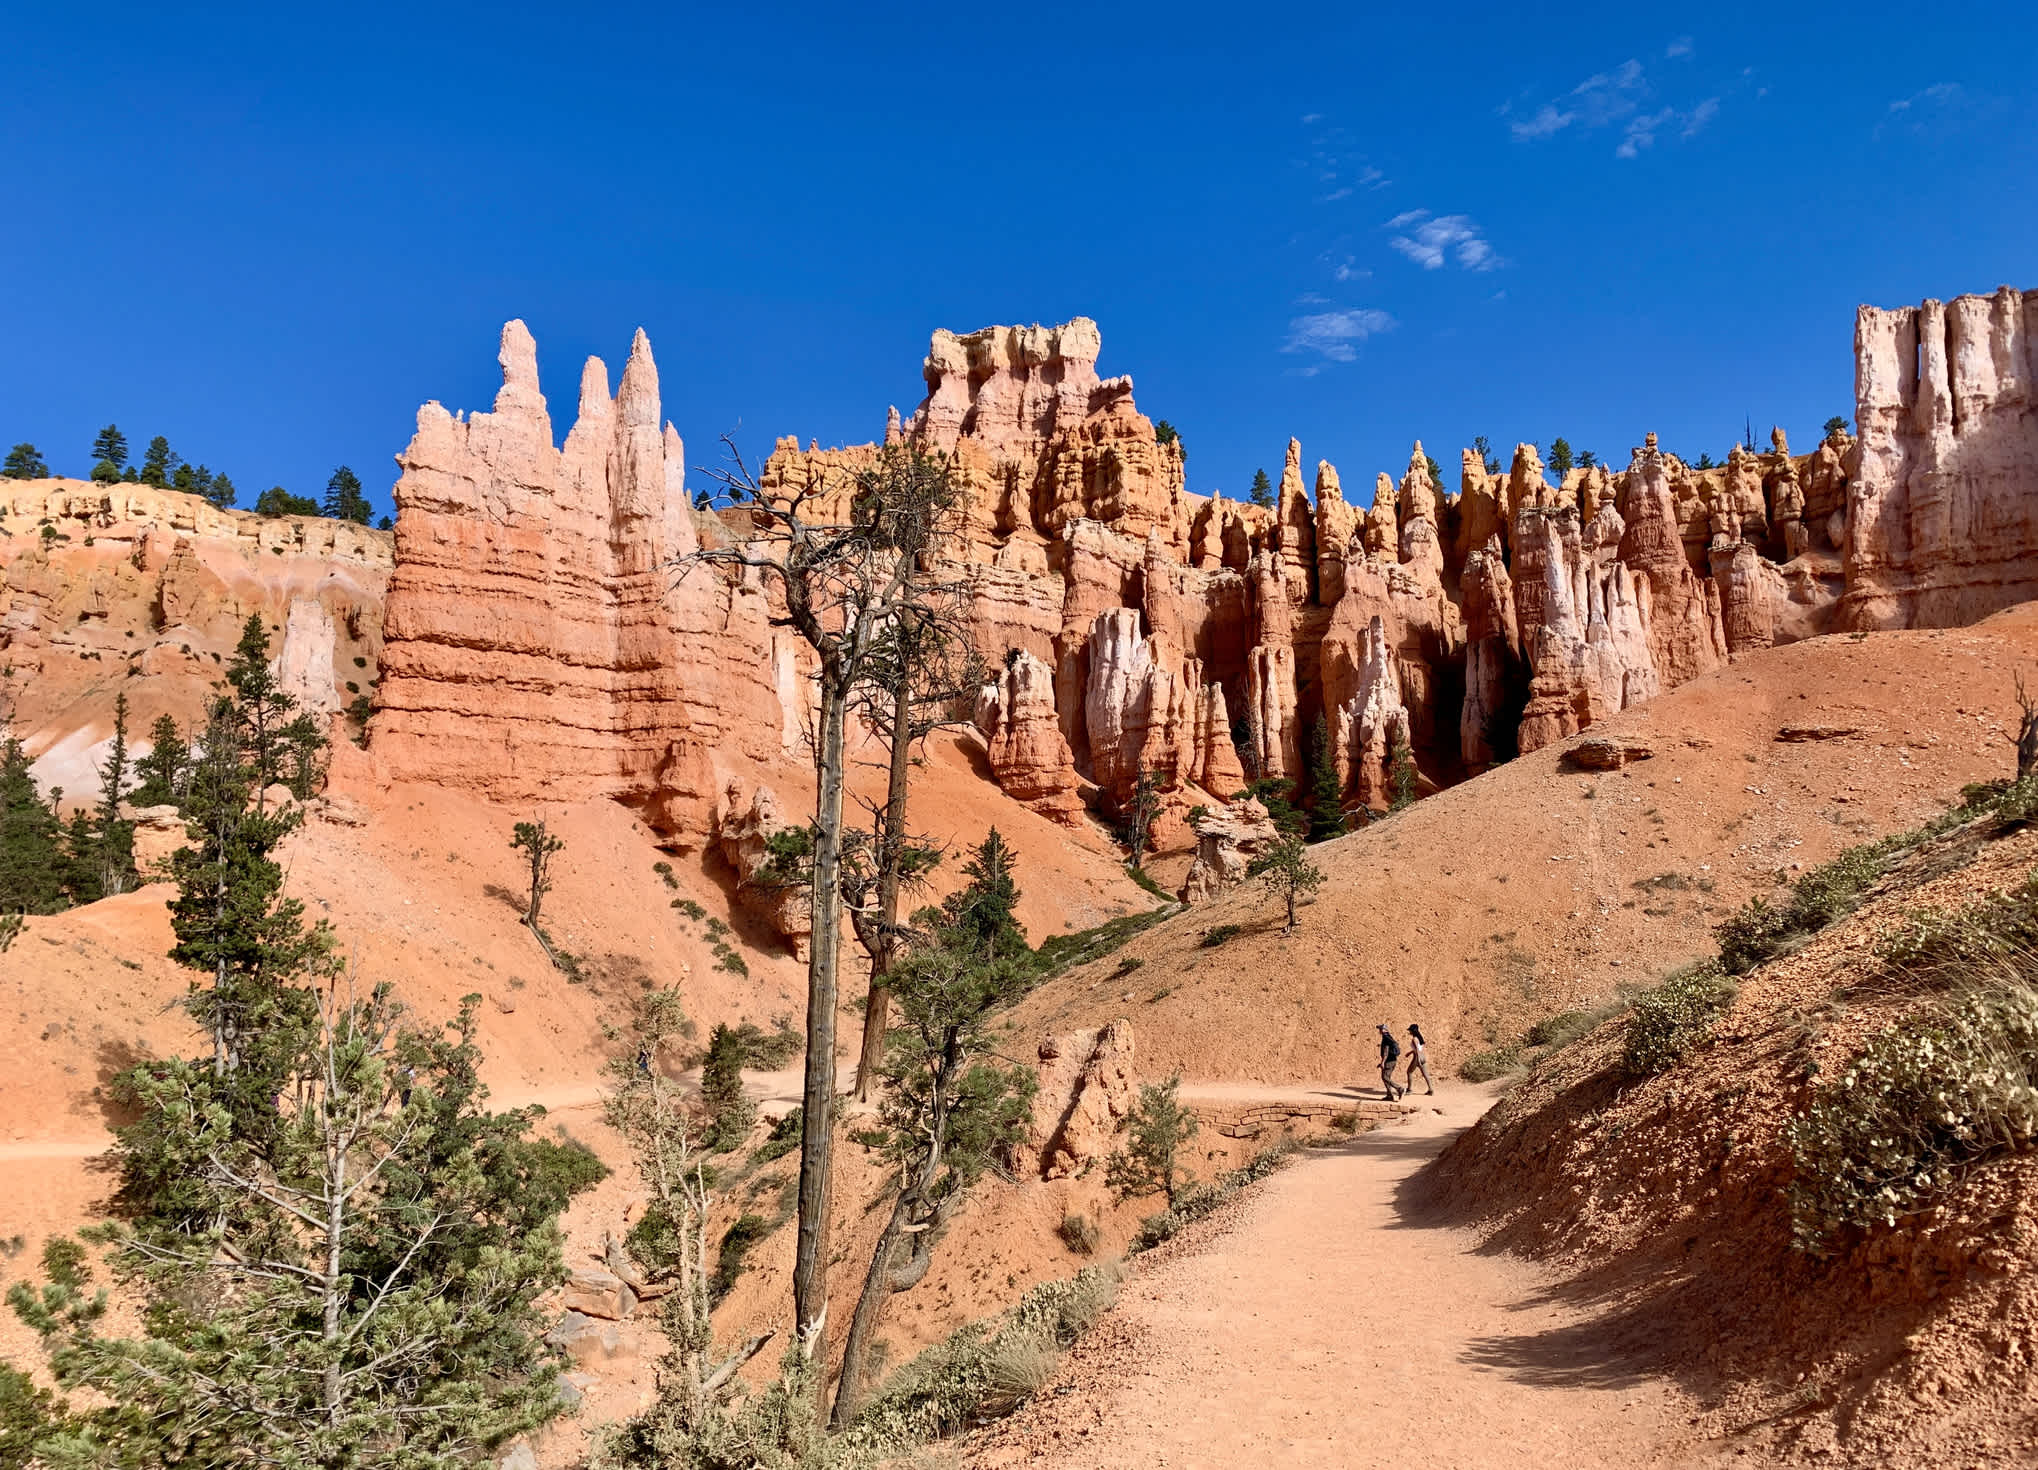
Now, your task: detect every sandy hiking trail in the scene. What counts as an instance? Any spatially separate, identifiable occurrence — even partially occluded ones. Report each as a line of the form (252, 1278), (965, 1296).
(971, 1085), (1719, 1470)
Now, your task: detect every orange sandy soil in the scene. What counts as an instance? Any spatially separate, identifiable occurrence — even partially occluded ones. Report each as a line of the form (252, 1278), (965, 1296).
(963, 1087), (1726, 1470)
(9, 611), (2038, 1464)
(1422, 810), (2038, 1467)
(0, 726), (1152, 1445)
(1011, 611), (2038, 1089)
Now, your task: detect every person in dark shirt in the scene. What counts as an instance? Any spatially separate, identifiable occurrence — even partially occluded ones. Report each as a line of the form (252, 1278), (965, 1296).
(1376, 1023), (1404, 1101)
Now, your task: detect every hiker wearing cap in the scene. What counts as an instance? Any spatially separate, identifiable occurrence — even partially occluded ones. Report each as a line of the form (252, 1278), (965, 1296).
(1376, 1024), (1404, 1101)
(1404, 1023), (1433, 1096)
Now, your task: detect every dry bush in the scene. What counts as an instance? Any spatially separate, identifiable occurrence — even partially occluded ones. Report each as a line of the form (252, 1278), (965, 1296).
(1788, 973), (2038, 1251)
(1622, 959), (1737, 1077)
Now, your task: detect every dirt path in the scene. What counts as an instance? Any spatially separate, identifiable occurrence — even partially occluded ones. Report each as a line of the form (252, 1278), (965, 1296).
(970, 1086), (1714, 1470)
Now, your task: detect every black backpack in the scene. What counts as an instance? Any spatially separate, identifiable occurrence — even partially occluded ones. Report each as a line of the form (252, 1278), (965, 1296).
(1381, 1033), (1401, 1066)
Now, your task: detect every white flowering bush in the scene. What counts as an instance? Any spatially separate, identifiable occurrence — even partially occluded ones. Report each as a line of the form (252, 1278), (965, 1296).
(1788, 984), (2038, 1251)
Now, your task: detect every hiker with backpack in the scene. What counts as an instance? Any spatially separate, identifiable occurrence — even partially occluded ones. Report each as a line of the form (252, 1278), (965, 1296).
(1376, 1023), (1404, 1101)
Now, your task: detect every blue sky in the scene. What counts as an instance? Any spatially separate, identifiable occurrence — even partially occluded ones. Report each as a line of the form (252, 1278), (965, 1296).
(3, 2), (2033, 520)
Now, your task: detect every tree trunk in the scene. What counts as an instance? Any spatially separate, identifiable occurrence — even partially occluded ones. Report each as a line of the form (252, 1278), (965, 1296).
(793, 663), (848, 1362)
(828, 1188), (911, 1427)
(322, 1142), (346, 1433)
(854, 671), (915, 1101)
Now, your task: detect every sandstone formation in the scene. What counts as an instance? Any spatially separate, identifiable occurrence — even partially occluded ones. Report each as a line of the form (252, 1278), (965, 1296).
(1179, 798), (1281, 904)
(361, 291), (2036, 836)
(0, 480), (388, 791)
(1024, 1020), (1136, 1180)
(372, 322), (800, 842)
(1843, 286), (2038, 629)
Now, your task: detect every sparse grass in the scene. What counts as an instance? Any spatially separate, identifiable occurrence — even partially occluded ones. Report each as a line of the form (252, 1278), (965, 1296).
(1025, 907), (1171, 989)
(1056, 1213), (1100, 1256)
(849, 1266), (1122, 1446)
(1717, 783), (2007, 976)
(1458, 1046), (1525, 1083)
(1124, 864), (1172, 902)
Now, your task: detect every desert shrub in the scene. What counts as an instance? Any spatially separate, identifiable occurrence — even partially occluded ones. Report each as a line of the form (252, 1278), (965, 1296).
(1110, 956), (1144, 979)
(652, 861), (679, 890)
(1788, 982), (2038, 1249)
(1200, 923), (1243, 948)
(1130, 1142), (1294, 1253)
(711, 1213), (771, 1301)
(850, 1266), (1120, 1445)
(671, 897), (707, 922)
(1622, 960), (1737, 1077)
(1458, 1046), (1523, 1082)
(1876, 882), (2038, 980)
(1057, 1213), (1100, 1255)
(1329, 1110), (1361, 1134)
(751, 1107), (802, 1166)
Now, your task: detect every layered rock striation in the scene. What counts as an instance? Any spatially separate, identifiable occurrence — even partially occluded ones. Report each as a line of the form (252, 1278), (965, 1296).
(372, 321), (799, 844)
(369, 289), (2038, 844)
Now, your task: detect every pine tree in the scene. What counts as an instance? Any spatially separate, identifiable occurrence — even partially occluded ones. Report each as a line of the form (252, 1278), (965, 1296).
(139, 436), (173, 487)
(167, 696), (321, 1081)
(510, 818), (563, 928)
(939, 828), (1027, 964)
(208, 471), (237, 509)
(225, 614), (324, 800)
(90, 425), (127, 471)
(254, 485), (320, 517)
(1306, 714), (1347, 841)
(14, 989), (593, 1467)
(1578, 449), (1598, 469)
(0, 740), (64, 914)
(95, 692), (138, 897)
(323, 465), (370, 524)
(829, 847), (1038, 1425)
(1105, 1075), (1199, 1204)
(2, 445), (48, 480)
(1247, 833), (1327, 933)
(1389, 732), (1418, 811)
(131, 714), (188, 808)
(1473, 435), (1502, 475)
(59, 806), (104, 907)
(1152, 421), (1183, 461)
(1824, 415), (1850, 442)
(1548, 437), (1574, 475)
(1123, 768), (1162, 870)
(701, 1023), (757, 1151)
(1247, 468), (1274, 508)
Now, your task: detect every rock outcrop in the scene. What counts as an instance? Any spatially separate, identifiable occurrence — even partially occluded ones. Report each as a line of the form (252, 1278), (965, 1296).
(1843, 287), (2038, 629)
(1025, 1021), (1136, 1180)
(1179, 798), (1281, 904)
(372, 322), (796, 838)
(0, 480), (388, 792)
(357, 290), (2037, 835)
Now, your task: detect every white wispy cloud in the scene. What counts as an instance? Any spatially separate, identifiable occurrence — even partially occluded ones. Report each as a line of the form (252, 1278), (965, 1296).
(1512, 56), (1721, 159)
(1508, 57), (1650, 140)
(1283, 308), (1395, 369)
(1385, 210), (1502, 271)
(1333, 261), (1369, 282)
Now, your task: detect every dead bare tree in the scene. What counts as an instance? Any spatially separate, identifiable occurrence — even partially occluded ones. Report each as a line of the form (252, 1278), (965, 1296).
(2013, 673), (2038, 784)
(675, 437), (959, 1365)
(846, 588), (988, 1102)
